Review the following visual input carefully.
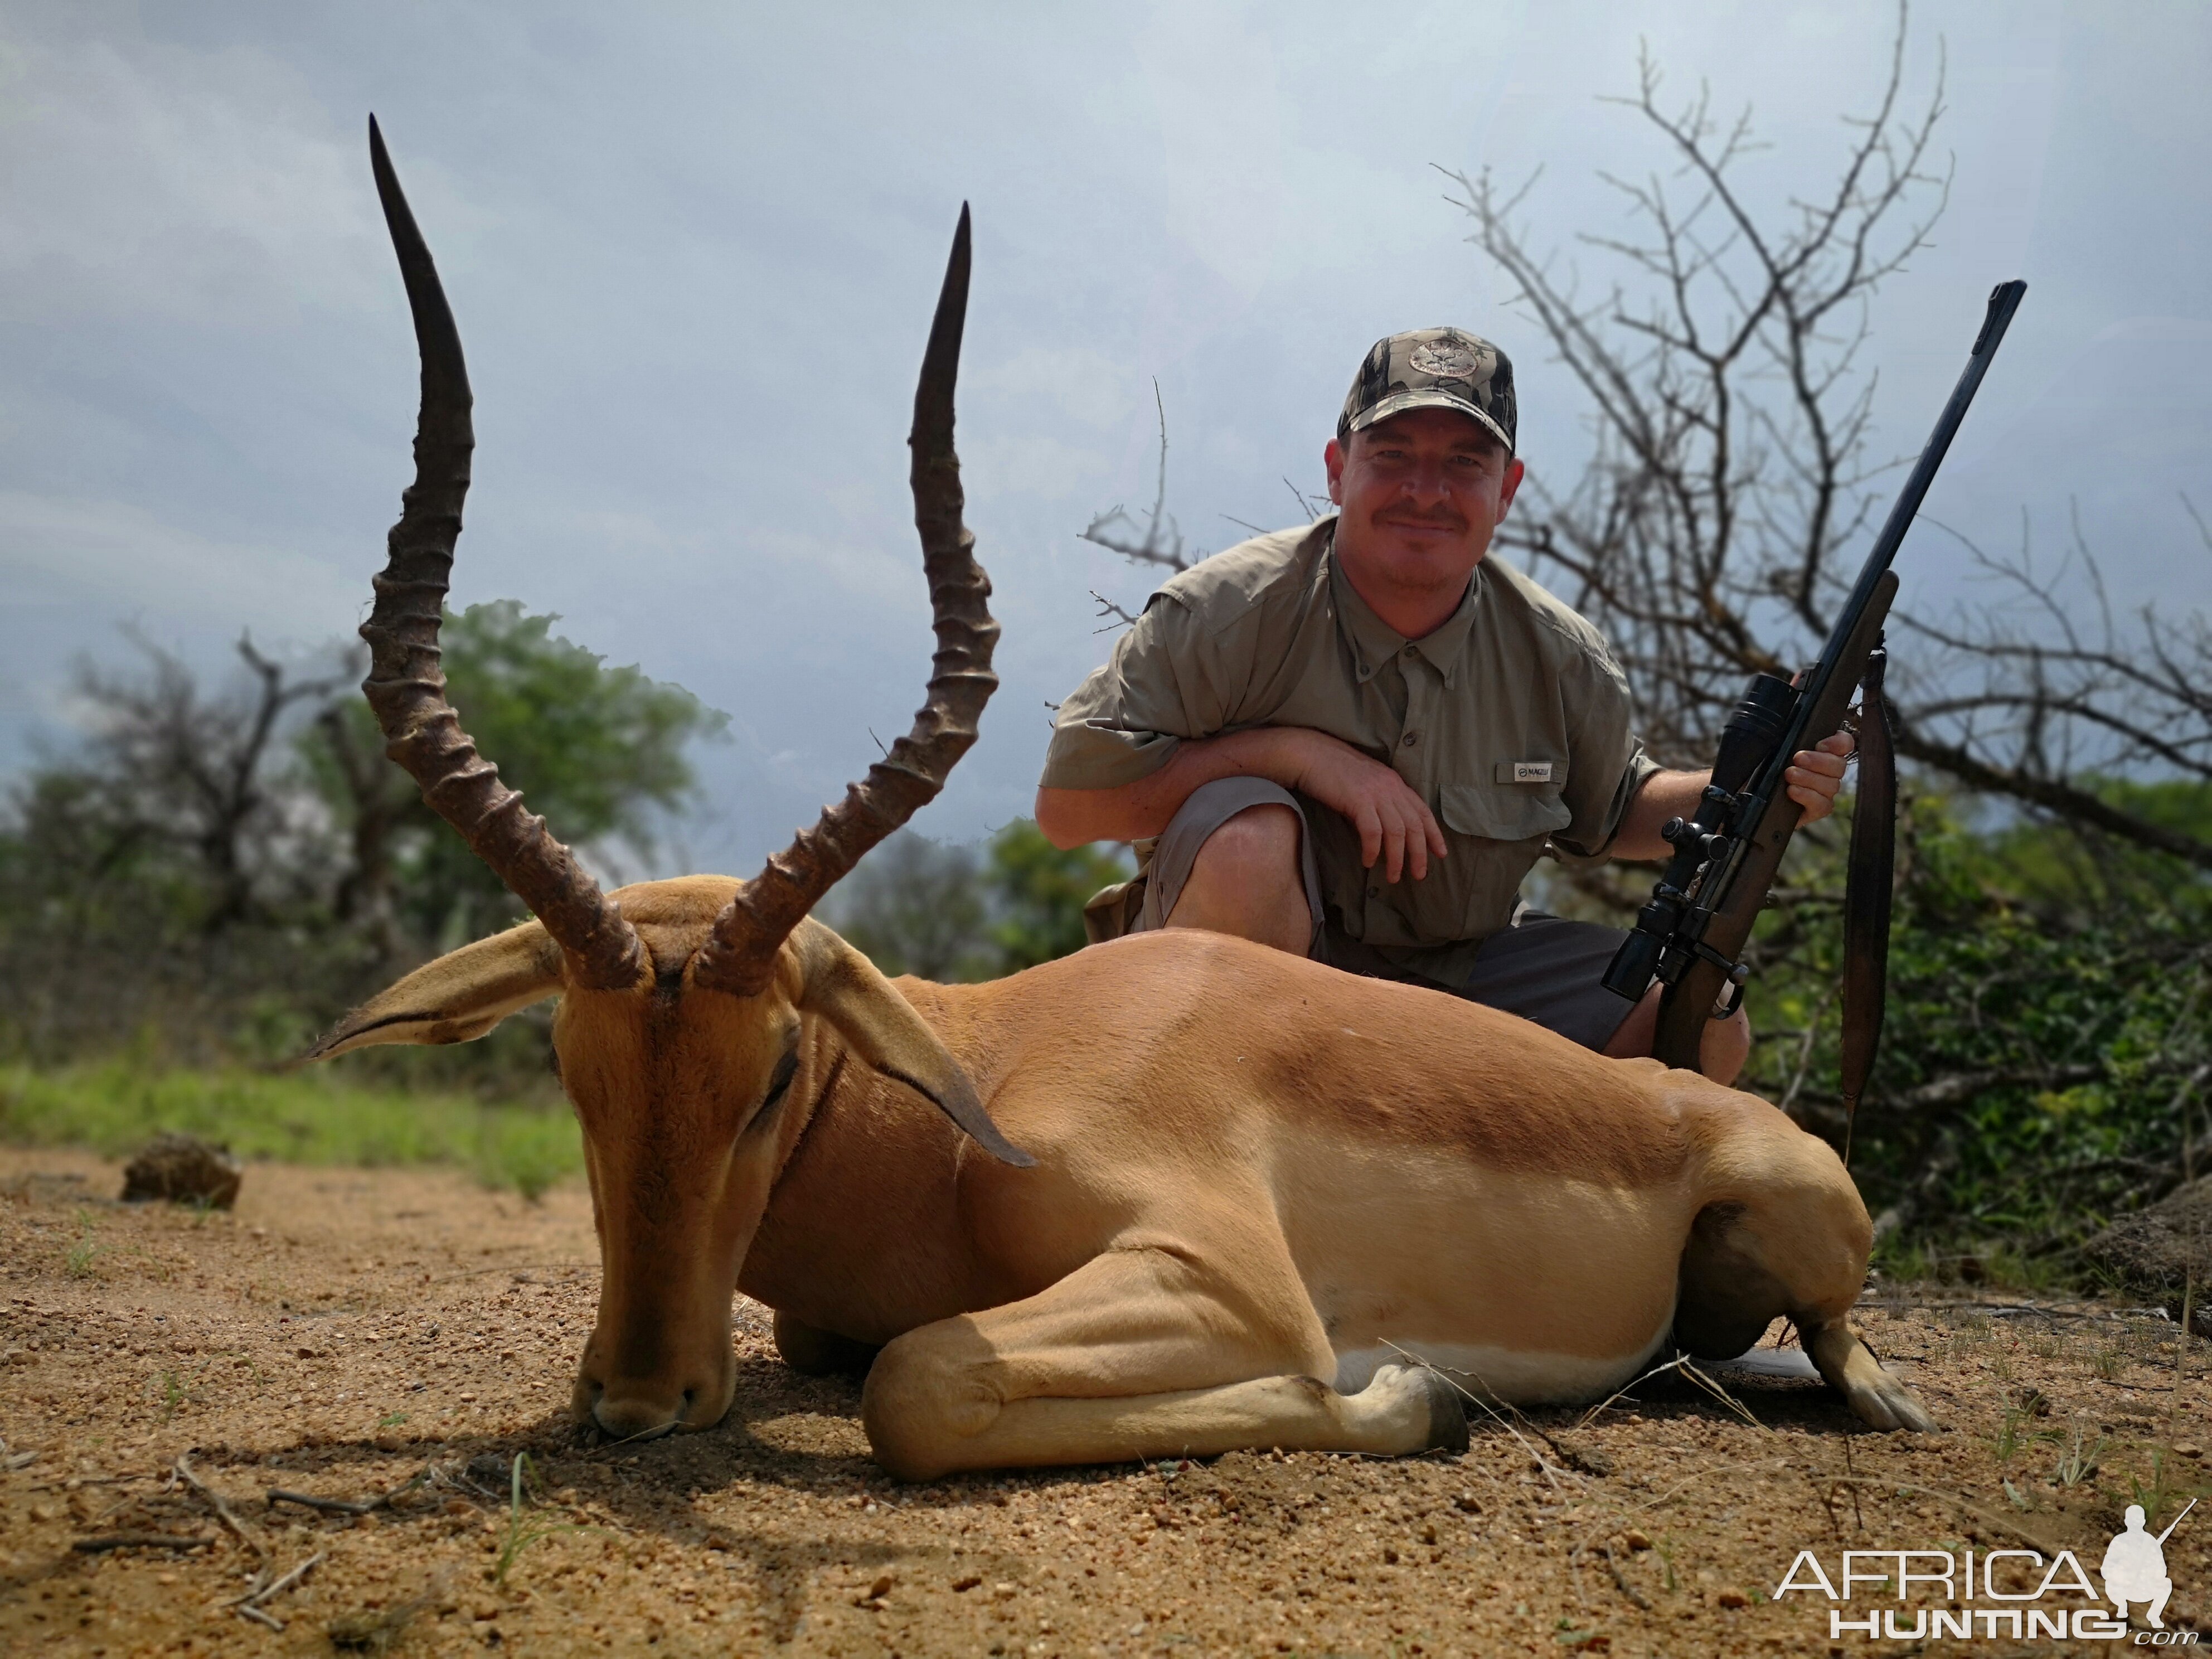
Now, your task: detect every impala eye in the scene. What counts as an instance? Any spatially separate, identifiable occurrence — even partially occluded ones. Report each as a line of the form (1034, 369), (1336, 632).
(759, 1049), (799, 1115)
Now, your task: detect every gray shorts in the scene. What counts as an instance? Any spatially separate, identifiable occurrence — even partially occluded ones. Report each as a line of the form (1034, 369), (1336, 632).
(1129, 776), (1638, 1054)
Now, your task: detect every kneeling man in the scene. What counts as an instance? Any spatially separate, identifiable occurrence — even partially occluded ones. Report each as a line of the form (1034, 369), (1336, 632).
(1036, 328), (1851, 1083)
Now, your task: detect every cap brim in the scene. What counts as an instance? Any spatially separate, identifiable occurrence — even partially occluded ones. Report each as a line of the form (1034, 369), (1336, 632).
(1346, 389), (1513, 455)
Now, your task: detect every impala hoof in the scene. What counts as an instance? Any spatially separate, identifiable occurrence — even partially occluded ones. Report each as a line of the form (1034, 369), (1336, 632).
(1807, 1322), (1939, 1434)
(1419, 1366), (1472, 1453)
(1359, 1362), (1470, 1456)
(575, 1371), (731, 1442)
(1845, 1369), (1939, 1434)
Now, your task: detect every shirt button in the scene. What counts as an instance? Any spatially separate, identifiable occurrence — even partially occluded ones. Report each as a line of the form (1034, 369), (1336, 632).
(1401, 732), (1419, 748)
(1367, 885), (1379, 898)
(1401, 646), (1416, 659)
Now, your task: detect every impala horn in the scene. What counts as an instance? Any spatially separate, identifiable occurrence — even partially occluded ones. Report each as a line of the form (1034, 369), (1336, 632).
(360, 116), (644, 991)
(692, 206), (997, 997)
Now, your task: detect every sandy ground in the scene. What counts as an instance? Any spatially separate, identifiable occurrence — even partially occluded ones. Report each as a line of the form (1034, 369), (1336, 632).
(2, 1146), (2209, 1657)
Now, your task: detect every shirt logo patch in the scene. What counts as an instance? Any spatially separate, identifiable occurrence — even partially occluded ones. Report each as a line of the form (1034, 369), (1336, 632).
(1500, 761), (1555, 784)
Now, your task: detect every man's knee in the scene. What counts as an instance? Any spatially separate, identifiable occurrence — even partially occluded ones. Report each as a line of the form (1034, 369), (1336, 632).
(1185, 803), (1303, 898)
(1165, 802), (1311, 954)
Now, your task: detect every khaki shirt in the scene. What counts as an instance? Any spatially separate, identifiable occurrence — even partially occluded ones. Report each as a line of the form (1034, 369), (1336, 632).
(1041, 516), (1658, 984)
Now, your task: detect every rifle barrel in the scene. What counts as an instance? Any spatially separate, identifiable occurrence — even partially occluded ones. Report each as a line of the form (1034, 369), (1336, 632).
(2156, 1496), (2197, 1546)
(1795, 280), (2027, 743)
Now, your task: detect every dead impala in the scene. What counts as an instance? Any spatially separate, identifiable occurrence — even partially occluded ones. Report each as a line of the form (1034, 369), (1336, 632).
(309, 120), (1934, 1481)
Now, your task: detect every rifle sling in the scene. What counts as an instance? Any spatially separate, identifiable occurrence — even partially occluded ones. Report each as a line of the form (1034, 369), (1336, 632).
(1839, 644), (1897, 1159)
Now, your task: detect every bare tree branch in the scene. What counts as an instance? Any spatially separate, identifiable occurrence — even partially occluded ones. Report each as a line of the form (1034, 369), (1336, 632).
(1443, 1), (2208, 866)
(66, 632), (344, 931)
(1080, 378), (1199, 576)
(1088, 590), (1142, 631)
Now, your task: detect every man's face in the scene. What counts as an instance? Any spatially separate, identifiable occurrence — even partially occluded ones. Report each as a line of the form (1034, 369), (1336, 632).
(1326, 406), (1525, 598)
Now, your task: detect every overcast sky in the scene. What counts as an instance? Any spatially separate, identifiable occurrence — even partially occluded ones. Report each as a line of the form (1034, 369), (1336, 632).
(3, 2), (2207, 878)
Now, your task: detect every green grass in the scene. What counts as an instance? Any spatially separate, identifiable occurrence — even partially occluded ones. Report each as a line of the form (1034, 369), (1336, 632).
(0, 1062), (583, 1200)
(494, 1452), (584, 1588)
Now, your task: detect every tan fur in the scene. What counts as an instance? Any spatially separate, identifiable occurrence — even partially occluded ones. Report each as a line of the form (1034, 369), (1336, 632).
(311, 876), (1933, 1474)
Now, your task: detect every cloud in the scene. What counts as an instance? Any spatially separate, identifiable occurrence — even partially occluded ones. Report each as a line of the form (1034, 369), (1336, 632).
(2090, 317), (2212, 344)
(1, 0), (2207, 861)
(1, 489), (360, 637)
(1133, 10), (1289, 304)
(972, 344), (1141, 429)
(0, 23), (414, 331)
(966, 433), (1114, 503)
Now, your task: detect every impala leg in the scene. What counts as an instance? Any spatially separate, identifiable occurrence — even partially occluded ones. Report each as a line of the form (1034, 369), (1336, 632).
(773, 1309), (881, 1378)
(1676, 1108), (1938, 1434)
(860, 1244), (1467, 1481)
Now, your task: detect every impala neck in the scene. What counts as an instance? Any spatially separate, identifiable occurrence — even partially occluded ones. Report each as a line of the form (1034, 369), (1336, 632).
(738, 983), (997, 1340)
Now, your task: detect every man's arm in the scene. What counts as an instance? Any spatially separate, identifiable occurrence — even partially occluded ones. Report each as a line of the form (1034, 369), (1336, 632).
(1610, 733), (1856, 861)
(1036, 726), (1450, 883)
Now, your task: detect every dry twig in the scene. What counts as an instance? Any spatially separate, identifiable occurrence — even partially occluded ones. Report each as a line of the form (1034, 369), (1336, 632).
(228, 1549), (326, 1611)
(268, 1469), (428, 1517)
(1080, 380), (1199, 604)
(72, 1531), (211, 1553)
(173, 1452), (264, 1560)
(1599, 1539), (1654, 1611)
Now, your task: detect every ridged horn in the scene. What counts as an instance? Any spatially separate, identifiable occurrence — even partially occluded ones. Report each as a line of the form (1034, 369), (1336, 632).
(693, 207), (996, 997)
(360, 116), (644, 991)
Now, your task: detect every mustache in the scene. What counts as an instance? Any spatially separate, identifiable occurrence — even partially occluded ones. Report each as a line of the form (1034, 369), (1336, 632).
(1375, 505), (1469, 530)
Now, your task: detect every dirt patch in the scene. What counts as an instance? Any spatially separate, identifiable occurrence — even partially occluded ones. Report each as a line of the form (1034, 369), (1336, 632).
(2, 1145), (2208, 1656)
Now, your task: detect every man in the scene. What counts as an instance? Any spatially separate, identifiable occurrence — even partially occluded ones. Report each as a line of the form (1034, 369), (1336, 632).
(1035, 328), (1851, 1084)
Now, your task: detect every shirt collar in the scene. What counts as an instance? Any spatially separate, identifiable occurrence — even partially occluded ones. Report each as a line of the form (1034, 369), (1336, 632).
(1322, 520), (1485, 688)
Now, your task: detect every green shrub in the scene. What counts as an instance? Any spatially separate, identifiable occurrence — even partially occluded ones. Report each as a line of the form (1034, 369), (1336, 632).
(1739, 781), (2212, 1272)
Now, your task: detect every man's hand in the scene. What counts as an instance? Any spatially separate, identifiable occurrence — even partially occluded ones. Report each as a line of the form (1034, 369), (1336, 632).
(1038, 725), (1446, 882)
(1614, 727), (1858, 860)
(1280, 733), (1446, 882)
(1784, 731), (1855, 823)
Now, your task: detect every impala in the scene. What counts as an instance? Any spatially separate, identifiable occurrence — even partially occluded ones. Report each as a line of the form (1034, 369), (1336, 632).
(311, 121), (1934, 1481)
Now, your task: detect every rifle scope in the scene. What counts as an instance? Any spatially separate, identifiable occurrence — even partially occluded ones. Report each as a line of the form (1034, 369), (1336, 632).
(1598, 672), (1798, 1002)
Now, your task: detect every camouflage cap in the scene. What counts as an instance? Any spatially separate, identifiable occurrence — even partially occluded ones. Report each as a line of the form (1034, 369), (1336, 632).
(1338, 327), (1516, 454)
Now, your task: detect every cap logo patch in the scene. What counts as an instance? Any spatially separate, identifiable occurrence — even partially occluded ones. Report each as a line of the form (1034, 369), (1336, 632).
(1409, 340), (1484, 381)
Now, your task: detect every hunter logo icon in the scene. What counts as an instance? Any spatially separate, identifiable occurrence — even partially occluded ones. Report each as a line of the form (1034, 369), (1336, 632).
(2103, 1500), (2192, 1629)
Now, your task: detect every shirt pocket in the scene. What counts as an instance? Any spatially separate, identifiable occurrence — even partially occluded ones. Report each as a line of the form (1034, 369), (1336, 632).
(1438, 782), (1572, 844)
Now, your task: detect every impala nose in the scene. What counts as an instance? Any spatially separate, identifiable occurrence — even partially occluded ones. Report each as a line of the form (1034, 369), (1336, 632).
(573, 1325), (736, 1438)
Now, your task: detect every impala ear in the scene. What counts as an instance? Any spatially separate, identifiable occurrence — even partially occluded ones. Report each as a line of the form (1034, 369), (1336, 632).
(302, 923), (566, 1062)
(787, 918), (1034, 1168)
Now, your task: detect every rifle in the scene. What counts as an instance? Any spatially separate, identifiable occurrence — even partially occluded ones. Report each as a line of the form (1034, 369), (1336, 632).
(1601, 280), (2029, 1115)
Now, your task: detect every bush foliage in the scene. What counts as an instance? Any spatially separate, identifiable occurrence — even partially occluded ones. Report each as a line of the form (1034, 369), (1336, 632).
(1736, 779), (2212, 1278)
(824, 822), (1132, 983)
(0, 606), (720, 1077)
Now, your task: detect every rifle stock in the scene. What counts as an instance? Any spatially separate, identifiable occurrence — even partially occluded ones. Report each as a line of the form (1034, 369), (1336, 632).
(1651, 573), (1897, 1068)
